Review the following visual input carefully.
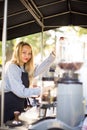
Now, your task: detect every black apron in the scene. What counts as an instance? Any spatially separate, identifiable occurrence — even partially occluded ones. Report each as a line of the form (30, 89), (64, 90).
(0, 71), (29, 123)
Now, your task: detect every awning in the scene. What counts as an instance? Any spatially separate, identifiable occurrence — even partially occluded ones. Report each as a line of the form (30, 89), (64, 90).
(0, 0), (87, 40)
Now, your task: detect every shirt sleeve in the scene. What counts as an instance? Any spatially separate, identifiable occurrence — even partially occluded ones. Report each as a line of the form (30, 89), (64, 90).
(4, 63), (41, 98)
(34, 53), (55, 77)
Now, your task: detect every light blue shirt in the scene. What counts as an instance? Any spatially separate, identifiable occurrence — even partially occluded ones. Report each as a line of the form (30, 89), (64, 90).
(3, 53), (55, 98)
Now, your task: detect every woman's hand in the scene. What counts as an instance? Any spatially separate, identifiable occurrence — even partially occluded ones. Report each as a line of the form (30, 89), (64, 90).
(31, 87), (41, 97)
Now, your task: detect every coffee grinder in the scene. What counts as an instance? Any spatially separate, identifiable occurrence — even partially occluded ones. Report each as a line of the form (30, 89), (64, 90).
(56, 62), (85, 129)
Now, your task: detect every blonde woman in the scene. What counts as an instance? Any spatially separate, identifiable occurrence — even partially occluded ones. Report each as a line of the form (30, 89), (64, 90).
(0, 41), (56, 123)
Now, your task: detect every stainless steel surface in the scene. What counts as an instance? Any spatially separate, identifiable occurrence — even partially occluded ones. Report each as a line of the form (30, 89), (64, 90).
(57, 83), (84, 127)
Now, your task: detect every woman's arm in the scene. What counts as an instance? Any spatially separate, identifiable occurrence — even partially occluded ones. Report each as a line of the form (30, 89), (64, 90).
(34, 52), (56, 77)
(4, 63), (40, 98)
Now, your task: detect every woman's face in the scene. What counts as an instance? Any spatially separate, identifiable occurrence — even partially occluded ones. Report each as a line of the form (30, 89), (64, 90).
(20, 45), (32, 65)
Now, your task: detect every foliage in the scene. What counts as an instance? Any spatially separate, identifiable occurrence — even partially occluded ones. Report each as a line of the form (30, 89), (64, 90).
(78, 27), (87, 35)
(69, 26), (87, 36)
(14, 31), (52, 56)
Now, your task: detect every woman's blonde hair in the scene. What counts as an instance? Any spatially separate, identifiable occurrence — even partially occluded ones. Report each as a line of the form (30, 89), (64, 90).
(11, 41), (34, 85)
